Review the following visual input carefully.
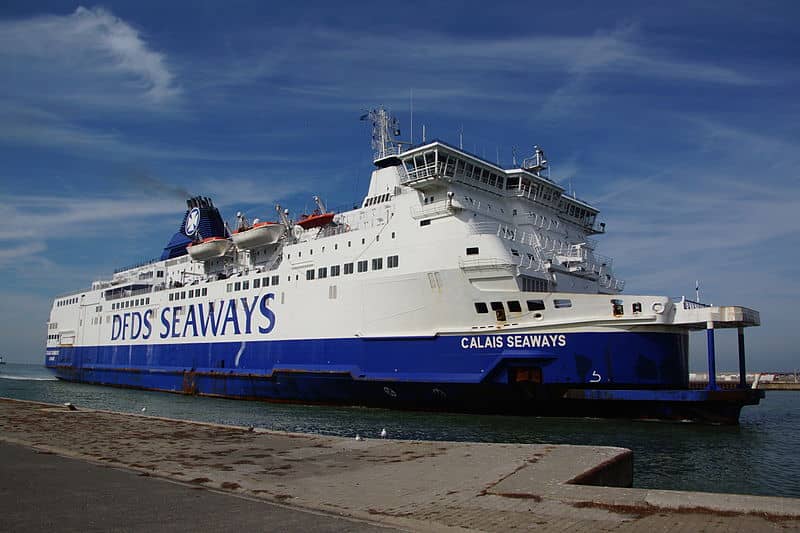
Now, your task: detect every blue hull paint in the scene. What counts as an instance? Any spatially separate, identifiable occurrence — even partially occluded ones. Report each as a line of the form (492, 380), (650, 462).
(45, 331), (762, 423)
(48, 331), (689, 385)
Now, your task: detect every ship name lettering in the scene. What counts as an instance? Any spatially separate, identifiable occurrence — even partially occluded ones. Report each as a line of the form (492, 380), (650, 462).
(460, 334), (566, 350)
(111, 293), (277, 341)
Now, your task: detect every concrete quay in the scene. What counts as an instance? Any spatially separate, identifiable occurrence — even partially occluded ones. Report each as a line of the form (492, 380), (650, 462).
(1, 398), (799, 532)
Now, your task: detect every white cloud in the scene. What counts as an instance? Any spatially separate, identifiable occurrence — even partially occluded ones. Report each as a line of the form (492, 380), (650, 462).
(0, 6), (180, 108)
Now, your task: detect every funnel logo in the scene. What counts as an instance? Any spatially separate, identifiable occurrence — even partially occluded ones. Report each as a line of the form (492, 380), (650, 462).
(185, 207), (200, 237)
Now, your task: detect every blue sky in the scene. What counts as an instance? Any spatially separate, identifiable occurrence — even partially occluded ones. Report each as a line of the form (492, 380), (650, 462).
(0, 1), (798, 370)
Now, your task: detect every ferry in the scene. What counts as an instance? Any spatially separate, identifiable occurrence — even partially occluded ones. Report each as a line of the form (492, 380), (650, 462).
(45, 108), (763, 423)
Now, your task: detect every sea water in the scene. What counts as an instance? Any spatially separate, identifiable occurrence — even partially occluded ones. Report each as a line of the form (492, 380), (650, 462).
(1, 362), (798, 498)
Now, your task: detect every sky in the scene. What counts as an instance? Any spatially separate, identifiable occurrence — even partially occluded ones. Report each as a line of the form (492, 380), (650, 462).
(0, 1), (798, 370)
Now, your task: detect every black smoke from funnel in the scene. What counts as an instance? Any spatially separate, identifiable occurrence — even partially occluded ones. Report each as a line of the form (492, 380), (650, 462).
(124, 167), (192, 200)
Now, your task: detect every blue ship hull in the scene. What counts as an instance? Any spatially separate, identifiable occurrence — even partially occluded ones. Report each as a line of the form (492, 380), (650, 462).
(45, 331), (762, 423)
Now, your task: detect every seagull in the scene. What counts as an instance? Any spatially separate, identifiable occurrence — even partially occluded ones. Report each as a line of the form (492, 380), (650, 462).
(355, 434), (363, 441)
(141, 407), (147, 412)
(64, 402), (76, 411)
(247, 425), (255, 432)
(380, 428), (387, 439)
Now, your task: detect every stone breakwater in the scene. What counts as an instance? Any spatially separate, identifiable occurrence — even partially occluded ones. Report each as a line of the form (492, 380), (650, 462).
(1, 398), (799, 532)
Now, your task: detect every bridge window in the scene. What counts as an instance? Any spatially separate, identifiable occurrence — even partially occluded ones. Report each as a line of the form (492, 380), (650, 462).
(507, 301), (522, 313)
(474, 302), (488, 314)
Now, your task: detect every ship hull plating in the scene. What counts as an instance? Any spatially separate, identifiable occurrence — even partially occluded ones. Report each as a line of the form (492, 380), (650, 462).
(45, 331), (761, 423)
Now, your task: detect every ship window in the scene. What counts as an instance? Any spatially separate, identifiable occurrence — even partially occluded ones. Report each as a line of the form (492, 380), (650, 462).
(420, 219), (431, 227)
(361, 238), (365, 245)
(391, 232), (395, 239)
(466, 247), (479, 255)
(348, 241), (351, 247)
(372, 258), (383, 270)
(271, 276), (279, 286)
(633, 302), (642, 313)
(491, 302), (506, 321)
(554, 299), (572, 309)
(527, 300), (545, 311)
(344, 263), (354, 275)
(227, 283), (233, 292)
(510, 249), (520, 257)
(335, 244), (338, 250)
(298, 251), (301, 257)
(254, 278), (260, 289)
(188, 290), (193, 298)
(261, 277), (269, 287)
(310, 249), (313, 255)
(376, 235), (379, 242)
(387, 255), (399, 268)
(329, 285), (337, 299)
(243, 280), (249, 290)
(306, 269), (315, 280)
(331, 265), (341, 277)
(157, 271), (164, 278)
(475, 302), (488, 314)
(507, 301), (522, 313)
(181, 291), (186, 299)
(148, 296), (152, 303)
(233, 282), (240, 291)
(318, 267), (327, 279)
(357, 260), (368, 273)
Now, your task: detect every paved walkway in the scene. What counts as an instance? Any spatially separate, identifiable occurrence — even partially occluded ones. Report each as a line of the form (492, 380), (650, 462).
(0, 441), (394, 532)
(1, 398), (799, 532)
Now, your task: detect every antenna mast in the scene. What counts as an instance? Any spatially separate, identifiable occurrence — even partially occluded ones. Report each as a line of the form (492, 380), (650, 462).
(410, 89), (414, 144)
(361, 107), (402, 161)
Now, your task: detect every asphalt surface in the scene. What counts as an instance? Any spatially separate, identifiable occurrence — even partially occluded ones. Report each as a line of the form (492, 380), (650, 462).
(0, 442), (397, 533)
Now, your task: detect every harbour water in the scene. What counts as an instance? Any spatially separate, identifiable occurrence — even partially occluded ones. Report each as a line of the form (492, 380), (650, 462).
(2, 362), (798, 498)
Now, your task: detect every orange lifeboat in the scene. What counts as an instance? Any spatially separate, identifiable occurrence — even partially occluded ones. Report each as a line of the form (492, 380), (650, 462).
(296, 211), (335, 229)
(296, 195), (335, 229)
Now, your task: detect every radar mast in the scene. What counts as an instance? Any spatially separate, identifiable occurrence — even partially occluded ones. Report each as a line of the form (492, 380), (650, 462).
(361, 107), (403, 162)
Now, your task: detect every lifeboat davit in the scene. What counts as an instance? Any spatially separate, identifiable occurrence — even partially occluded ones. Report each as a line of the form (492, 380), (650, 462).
(187, 237), (231, 261)
(231, 221), (284, 250)
(296, 211), (335, 229)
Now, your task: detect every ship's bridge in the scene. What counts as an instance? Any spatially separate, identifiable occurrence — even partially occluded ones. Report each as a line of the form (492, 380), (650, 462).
(399, 141), (603, 235)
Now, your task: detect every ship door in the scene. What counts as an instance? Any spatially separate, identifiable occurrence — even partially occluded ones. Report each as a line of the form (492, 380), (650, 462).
(75, 294), (88, 344)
